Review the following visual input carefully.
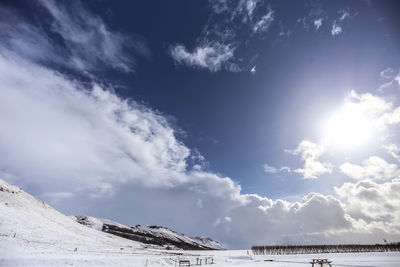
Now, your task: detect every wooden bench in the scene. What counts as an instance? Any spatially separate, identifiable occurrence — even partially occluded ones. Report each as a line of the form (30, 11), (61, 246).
(178, 259), (191, 266)
(310, 259), (332, 267)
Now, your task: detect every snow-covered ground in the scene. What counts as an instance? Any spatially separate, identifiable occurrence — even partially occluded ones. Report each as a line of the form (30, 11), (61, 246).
(2, 247), (400, 267)
(1, 178), (399, 266)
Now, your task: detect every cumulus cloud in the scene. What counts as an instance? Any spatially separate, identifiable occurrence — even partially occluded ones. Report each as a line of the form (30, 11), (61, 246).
(377, 106), (400, 128)
(335, 179), (400, 236)
(342, 90), (400, 130)
(326, 90), (398, 132)
(169, 42), (238, 72)
(287, 141), (333, 179)
(340, 157), (400, 181)
(347, 90), (392, 115)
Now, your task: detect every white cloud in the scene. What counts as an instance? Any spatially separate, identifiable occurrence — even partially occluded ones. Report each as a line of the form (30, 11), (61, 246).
(245, 0), (258, 18)
(287, 140), (333, 179)
(380, 67), (396, 79)
(37, 0), (148, 73)
(234, 0), (259, 22)
(169, 1), (276, 72)
(231, 0), (262, 23)
(378, 69), (400, 91)
(250, 65), (256, 74)
(263, 164), (278, 173)
(210, 0), (228, 14)
(383, 144), (400, 162)
(2, 50), (397, 246)
(338, 9), (350, 21)
(263, 164), (291, 174)
(377, 107), (400, 129)
(347, 90), (392, 115)
(331, 22), (342, 36)
(253, 9), (274, 33)
(314, 19), (323, 30)
(279, 166), (291, 173)
(340, 157), (400, 181)
(330, 90), (397, 132)
(335, 179), (400, 236)
(169, 42), (237, 72)
(0, 53), (191, 194)
(395, 74), (400, 86)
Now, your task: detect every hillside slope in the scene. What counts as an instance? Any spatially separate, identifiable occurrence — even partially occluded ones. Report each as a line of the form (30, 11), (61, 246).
(0, 178), (151, 257)
(71, 215), (225, 250)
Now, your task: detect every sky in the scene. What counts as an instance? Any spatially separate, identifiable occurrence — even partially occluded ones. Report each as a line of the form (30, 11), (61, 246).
(0, 0), (400, 249)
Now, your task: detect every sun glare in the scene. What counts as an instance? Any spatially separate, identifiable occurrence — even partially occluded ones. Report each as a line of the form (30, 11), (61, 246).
(324, 106), (372, 148)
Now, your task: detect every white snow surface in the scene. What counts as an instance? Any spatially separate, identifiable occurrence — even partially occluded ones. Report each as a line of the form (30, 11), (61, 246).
(1, 178), (400, 266)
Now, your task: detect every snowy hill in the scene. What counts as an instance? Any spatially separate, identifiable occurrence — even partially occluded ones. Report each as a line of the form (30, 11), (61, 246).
(0, 178), (157, 258)
(71, 215), (225, 250)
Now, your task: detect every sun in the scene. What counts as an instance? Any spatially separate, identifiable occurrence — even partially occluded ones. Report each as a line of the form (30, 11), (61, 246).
(323, 105), (372, 148)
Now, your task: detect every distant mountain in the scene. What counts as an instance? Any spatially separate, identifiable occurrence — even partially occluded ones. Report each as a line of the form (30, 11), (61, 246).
(71, 215), (225, 250)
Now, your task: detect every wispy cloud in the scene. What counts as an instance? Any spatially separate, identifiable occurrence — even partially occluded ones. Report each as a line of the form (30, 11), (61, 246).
(253, 8), (274, 33)
(38, 0), (149, 73)
(169, 0), (274, 72)
(380, 67), (396, 79)
(338, 9), (350, 21)
(330, 8), (356, 36)
(169, 42), (237, 72)
(331, 22), (342, 36)
(0, 0), (148, 75)
(263, 164), (278, 174)
(383, 144), (400, 162)
(263, 164), (291, 174)
(314, 19), (323, 30)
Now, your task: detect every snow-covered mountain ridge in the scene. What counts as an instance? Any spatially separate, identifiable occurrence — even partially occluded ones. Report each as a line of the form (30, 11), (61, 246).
(71, 215), (225, 250)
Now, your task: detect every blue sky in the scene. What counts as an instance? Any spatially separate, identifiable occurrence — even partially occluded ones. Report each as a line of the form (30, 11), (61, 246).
(1, 0), (400, 248)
